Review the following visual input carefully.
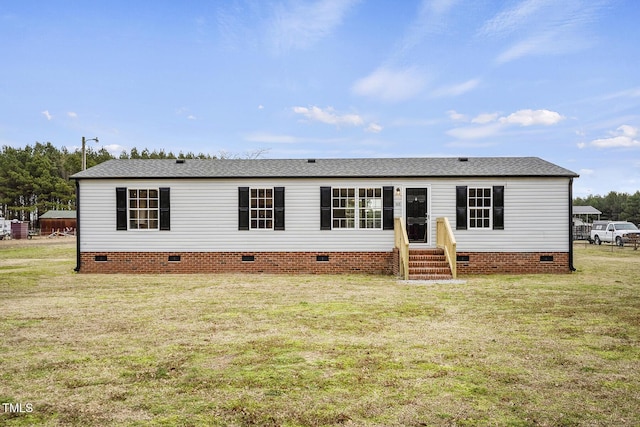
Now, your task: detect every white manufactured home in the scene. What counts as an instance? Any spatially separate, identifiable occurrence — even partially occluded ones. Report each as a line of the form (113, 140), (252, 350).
(70, 157), (579, 278)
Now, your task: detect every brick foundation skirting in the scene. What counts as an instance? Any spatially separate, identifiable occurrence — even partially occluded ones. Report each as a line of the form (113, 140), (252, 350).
(79, 250), (571, 275)
(79, 251), (395, 274)
(456, 251), (570, 274)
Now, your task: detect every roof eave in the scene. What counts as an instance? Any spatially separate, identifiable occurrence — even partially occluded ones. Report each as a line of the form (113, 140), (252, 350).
(71, 173), (579, 180)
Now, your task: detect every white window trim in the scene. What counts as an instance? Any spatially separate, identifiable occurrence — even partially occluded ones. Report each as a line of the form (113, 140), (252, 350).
(128, 188), (160, 231)
(467, 187), (493, 230)
(250, 187), (274, 230)
(331, 187), (383, 230)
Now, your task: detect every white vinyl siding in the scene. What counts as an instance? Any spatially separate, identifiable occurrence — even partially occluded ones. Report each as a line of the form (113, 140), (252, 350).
(430, 178), (570, 252)
(78, 177), (571, 253)
(79, 179), (394, 253)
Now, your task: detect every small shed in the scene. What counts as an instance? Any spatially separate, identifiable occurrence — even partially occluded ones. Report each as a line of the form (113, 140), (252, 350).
(572, 206), (602, 241)
(573, 205), (602, 221)
(11, 221), (29, 239)
(39, 210), (77, 235)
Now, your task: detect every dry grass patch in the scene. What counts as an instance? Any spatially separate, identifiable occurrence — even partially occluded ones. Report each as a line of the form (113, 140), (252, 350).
(1, 241), (639, 426)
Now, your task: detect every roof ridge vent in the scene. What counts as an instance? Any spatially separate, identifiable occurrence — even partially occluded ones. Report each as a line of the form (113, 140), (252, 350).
(176, 159), (185, 164)
(458, 157), (469, 162)
(307, 159), (316, 163)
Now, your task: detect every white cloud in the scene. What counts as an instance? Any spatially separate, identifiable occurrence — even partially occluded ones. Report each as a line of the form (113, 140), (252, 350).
(365, 122), (383, 133)
(479, 0), (549, 37)
(432, 78), (480, 97)
(601, 87), (640, 100)
(494, 32), (586, 64)
(352, 67), (427, 102)
(292, 105), (383, 133)
(590, 125), (640, 148)
(429, 0), (459, 15)
(392, 0), (459, 59)
(618, 124), (639, 137)
(41, 110), (52, 120)
(447, 110), (467, 122)
(446, 108), (564, 140)
(499, 109), (564, 126)
(472, 112), (499, 124)
(480, 0), (605, 64)
(269, 0), (359, 52)
(293, 105), (364, 127)
(67, 112), (78, 119)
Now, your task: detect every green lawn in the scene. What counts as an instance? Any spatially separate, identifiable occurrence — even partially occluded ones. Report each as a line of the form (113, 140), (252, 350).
(1, 240), (639, 426)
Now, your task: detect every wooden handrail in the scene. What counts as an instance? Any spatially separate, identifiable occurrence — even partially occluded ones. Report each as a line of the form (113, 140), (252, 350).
(394, 217), (409, 280)
(436, 217), (457, 279)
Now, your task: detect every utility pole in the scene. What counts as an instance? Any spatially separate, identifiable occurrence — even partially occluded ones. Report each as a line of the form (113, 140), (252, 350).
(82, 136), (99, 170)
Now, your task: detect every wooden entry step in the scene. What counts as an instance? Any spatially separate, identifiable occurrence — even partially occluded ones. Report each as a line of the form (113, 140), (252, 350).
(408, 248), (453, 280)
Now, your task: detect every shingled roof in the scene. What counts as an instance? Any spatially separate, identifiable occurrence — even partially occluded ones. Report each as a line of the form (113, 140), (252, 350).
(71, 157), (578, 179)
(39, 210), (77, 219)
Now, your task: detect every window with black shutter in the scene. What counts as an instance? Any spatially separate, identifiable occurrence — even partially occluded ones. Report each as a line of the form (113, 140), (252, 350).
(493, 186), (504, 230)
(239, 186), (285, 230)
(117, 187), (169, 231)
(456, 186), (467, 230)
(238, 187), (249, 230)
(455, 185), (505, 230)
(274, 187), (285, 230)
(383, 186), (394, 230)
(320, 187), (332, 230)
(159, 187), (170, 230)
(116, 187), (127, 230)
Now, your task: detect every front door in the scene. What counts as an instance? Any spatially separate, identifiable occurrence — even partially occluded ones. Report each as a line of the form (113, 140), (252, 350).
(406, 188), (429, 243)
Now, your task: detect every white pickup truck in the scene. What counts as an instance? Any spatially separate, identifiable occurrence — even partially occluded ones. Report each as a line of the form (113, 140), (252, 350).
(590, 221), (640, 246)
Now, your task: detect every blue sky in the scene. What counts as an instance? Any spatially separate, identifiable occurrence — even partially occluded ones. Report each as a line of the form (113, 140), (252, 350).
(1, 0), (639, 196)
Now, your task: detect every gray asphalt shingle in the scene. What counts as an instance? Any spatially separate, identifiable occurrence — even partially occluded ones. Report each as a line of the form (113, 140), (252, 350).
(70, 157), (578, 179)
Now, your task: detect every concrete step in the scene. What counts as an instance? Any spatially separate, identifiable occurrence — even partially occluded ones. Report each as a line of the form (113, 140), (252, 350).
(408, 274), (454, 281)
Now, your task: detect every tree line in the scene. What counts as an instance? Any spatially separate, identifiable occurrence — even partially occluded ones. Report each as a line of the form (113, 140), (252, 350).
(1, 142), (638, 226)
(574, 192), (640, 225)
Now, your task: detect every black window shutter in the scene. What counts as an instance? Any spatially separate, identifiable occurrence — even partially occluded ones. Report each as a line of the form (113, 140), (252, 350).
(382, 186), (394, 230)
(493, 186), (504, 230)
(456, 186), (467, 230)
(274, 187), (285, 230)
(116, 187), (127, 230)
(159, 187), (170, 230)
(238, 187), (249, 230)
(320, 187), (331, 230)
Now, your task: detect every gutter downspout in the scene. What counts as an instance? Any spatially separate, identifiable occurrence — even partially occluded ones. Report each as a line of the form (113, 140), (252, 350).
(74, 179), (81, 272)
(569, 178), (575, 272)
